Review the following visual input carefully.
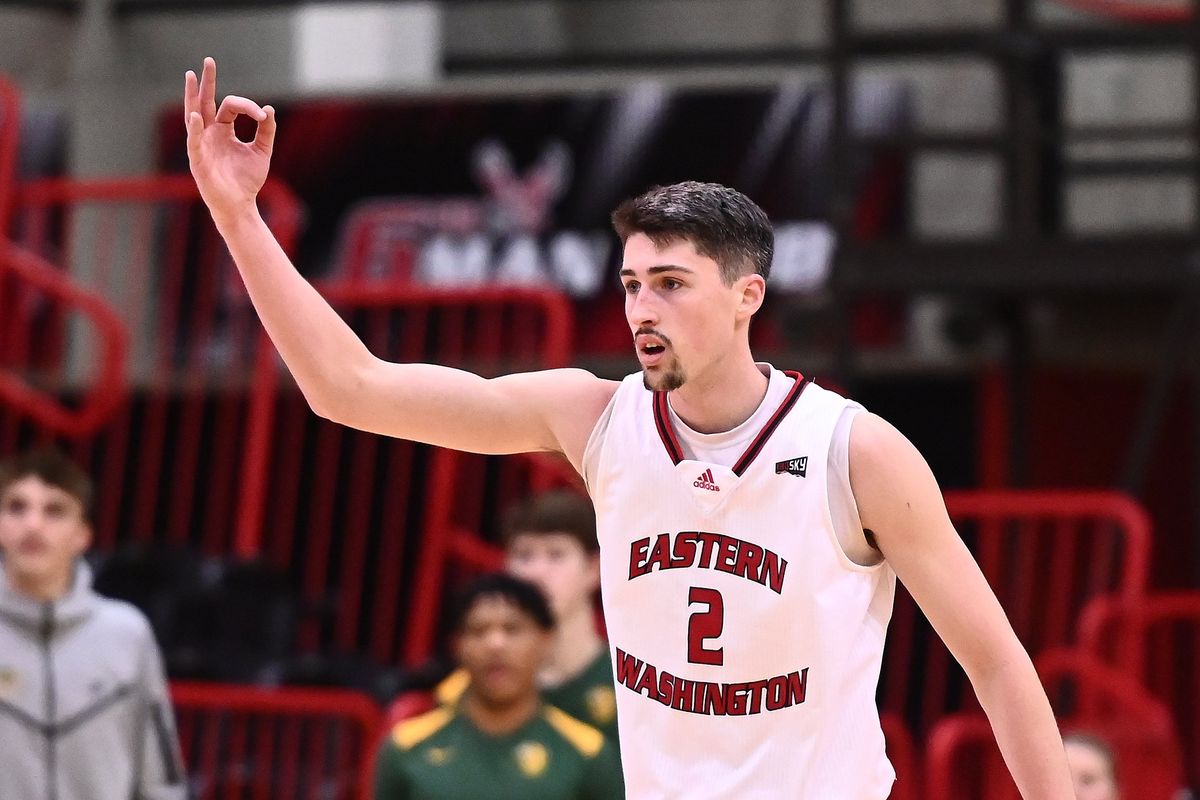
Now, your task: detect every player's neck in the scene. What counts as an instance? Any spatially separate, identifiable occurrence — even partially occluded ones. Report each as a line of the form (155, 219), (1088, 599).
(462, 689), (541, 737)
(670, 351), (769, 434)
(542, 606), (603, 687)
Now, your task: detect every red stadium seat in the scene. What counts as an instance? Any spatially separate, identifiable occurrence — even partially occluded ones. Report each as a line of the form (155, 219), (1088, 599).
(881, 490), (1151, 735)
(925, 650), (1183, 800)
(880, 712), (921, 800)
(1080, 591), (1200, 788)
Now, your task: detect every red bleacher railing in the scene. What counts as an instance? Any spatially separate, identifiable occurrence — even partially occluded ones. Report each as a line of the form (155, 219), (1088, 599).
(7, 175), (300, 551)
(238, 284), (574, 663)
(881, 490), (1151, 736)
(1079, 591), (1200, 787)
(0, 240), (129, 437)
(0, 77), (18, 237)
(924, 649), (1183, 800)
(171, 681), (383, 800)
(404, 448), (582, 666)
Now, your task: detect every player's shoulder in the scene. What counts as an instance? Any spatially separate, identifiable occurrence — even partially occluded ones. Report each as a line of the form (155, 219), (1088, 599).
(541, 704), (606, 759)
(434, 667), (469, 705)
(390, 705), (456, 751)
(91, 595), (156, 642)
(847, 411), (917, 463)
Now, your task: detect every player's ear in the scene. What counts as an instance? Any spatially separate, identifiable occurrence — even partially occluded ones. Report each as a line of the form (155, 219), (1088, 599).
(75, 522), (93, 555)
(736, 272), (766, 319)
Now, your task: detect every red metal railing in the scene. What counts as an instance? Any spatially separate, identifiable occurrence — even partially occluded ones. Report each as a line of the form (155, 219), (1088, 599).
(880, 490), (1151, 735)
(404, 448), (582, 666)
(924, 650), (1182, 799)
(6, 175), (301, 550)
(0, 77), (17, 237)
(1079, 591), (1200, 786)
(171, 682), (383, 800)
(0, 240), (129, 437)
(238, 284), (574, 663)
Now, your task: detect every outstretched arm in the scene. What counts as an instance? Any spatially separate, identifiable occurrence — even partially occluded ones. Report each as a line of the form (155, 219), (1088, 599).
(184, 58), (614, 465)
(849, 413), (1072, 800)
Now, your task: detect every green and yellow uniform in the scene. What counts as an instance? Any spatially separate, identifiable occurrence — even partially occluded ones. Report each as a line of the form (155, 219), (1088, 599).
(436, 651), (619, 741)
(374, 704), (624, 800)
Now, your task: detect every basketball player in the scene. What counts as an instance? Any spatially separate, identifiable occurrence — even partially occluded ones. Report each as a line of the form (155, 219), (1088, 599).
(184, 57), (1072, 798)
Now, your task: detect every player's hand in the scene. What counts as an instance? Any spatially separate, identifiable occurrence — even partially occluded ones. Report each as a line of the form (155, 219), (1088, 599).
(184, 57), (276, 226)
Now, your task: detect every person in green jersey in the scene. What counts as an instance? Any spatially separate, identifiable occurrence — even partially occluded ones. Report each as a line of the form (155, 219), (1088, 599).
(435, 490), (618, 741)
(374, 574), (623, 800)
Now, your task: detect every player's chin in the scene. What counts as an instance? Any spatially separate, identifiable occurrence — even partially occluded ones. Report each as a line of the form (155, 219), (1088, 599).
(642, 366), (686, 392)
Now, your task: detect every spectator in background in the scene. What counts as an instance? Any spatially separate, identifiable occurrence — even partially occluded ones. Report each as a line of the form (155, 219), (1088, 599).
(375, 573), (623, 800)
(1064, 732), (1120, 800)
(0, 448), (186, 800)
(436, 490), (617, 741)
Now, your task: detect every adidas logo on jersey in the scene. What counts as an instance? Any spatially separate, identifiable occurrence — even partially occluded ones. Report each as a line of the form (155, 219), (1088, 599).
(693, 468), (720, 492)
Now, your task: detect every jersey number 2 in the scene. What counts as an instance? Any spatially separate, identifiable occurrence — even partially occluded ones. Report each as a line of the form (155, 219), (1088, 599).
(687, 587), (724, 665)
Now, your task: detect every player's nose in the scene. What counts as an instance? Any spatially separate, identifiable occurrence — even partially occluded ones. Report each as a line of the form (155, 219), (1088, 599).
(626, 288), (660, 328)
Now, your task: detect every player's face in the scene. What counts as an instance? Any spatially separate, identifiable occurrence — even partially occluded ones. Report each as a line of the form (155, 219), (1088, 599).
(456, 596), (550, 708)
(1065, 740), (1119, 800)
(0, 477), (90, 590)
(506, 533), (599, 621)
(620, 233), (751, 392)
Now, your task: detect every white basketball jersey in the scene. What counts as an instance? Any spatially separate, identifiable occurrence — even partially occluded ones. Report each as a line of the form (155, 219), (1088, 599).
(583, 367), (896, 799)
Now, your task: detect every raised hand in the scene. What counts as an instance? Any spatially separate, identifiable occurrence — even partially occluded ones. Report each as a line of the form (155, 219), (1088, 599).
(184, 57), (277, 226)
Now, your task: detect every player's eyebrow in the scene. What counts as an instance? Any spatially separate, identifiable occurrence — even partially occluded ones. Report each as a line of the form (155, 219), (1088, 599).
(618, 264), (695, 278)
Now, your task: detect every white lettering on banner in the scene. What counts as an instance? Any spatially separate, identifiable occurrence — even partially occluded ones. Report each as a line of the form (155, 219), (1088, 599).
(410, 225), (832, 296)
(770, 223), (837, 293)
(550, 232), (609, 297)
(495, 236), (546, 285)
(417, 234), (491, 286)
(413, 231), (612, 298)
(345, 141), (837, 296)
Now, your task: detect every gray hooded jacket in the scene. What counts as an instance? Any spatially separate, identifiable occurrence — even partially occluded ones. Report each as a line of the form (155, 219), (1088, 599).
(0, 562), (186, 800)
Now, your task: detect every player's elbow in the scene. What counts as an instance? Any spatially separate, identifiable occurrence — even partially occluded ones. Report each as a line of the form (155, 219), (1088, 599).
(302, 358), (377, 424)
(301, 387), (340, 422)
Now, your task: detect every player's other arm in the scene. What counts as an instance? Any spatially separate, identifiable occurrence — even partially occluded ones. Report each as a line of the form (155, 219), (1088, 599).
(849, 413), (1073, 800)
(184, 58), (615, 462)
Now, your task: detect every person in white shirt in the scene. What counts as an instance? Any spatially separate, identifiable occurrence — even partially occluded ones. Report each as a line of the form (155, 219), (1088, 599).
(183, 56), (1072, 799)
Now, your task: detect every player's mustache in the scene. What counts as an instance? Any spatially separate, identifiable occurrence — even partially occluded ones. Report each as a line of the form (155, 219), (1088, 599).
(634, 327), (673, 347)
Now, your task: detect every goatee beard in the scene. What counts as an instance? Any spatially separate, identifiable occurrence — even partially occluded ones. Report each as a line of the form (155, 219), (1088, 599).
(643, 365), (685, 392)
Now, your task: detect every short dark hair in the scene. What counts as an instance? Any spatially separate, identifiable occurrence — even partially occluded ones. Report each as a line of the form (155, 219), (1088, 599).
(450, 573), (555, 633)
(501, 490), (598, 555)
(611, 181), (774, 285)
(0, 448), (93, 516)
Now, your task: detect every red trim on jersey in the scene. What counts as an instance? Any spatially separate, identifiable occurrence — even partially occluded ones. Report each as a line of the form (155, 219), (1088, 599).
(653, 390), (686, 465)
(652, 371), (810, 474)
(732, 371), (810, 476)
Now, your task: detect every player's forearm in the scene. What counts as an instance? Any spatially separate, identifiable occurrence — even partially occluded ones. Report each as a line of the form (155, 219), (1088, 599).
(970, 650), (1072, 800)
(214, 206), (374, 414)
